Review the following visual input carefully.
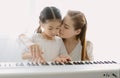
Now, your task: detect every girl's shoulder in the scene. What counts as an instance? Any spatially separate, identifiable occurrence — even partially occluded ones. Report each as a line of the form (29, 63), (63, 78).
(55, 36), (64, 44)
(31, 33), (43, 38)
(31, 33), (44, 42)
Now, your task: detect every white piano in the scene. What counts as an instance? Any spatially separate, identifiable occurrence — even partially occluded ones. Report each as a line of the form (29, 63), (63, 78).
(0, 61), (119, 78)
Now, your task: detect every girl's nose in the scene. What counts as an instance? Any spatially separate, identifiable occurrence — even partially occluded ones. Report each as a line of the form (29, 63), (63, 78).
(52, 30), (57, 35)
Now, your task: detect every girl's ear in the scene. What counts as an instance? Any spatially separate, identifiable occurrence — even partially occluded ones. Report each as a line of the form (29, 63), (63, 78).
(75, 29), (81, 35)
(39, 21), (42, 25)
(39, 21), (44, 27)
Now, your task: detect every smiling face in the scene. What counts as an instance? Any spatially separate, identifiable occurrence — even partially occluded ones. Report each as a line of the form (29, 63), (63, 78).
(59, 15), (81, 39)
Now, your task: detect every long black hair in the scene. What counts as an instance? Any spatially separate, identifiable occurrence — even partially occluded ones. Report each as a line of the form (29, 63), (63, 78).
(36, 6), (62, 33)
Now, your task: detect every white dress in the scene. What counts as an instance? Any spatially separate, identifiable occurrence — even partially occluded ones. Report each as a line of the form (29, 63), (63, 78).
(69, 41), (94, 61)
(30, 33), (68, 61)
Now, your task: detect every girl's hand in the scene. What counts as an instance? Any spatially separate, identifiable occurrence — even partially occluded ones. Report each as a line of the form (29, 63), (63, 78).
(29, 43), (42, 59)
(19, 34), (46, 63)
(29, 43), (46, 63)
(31, 56), (46, 64)
(22, 52), (46, 63)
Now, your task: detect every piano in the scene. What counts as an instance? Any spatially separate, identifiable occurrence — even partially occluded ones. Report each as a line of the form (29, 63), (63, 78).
(0, 60), (120, 78)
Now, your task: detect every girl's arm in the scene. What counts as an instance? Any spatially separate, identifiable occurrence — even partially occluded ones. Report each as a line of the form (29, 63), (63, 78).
(19, 34), (46, 63)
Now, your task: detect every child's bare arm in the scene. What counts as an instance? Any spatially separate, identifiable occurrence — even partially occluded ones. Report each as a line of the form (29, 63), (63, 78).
(19, 34), (45, 63)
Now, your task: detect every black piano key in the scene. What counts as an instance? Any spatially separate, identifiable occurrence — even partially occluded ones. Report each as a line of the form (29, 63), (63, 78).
(112, 61), (117, 64)
(41, 62), (49, 65)
(54, 62), (63, 65)
(27, 62), (31, 66)
(16, 63), (19, 66)
(32, 62), (41, 66)
(31, 62), (36, 66)
(73, 61), (84, 65)
(73, 61), (79, 65)
(93, 61), (98, 64)
(104, 61), (109, 64)
(99, 61), (105, 64)
(96, 61), (102, 64)
(51, 62), (56, 65)
(55, 62), (59, 65)
(64, 62), (72, 65)
(85, 62), (90, 64)
(58, 62), (63, 65)
(88, 62), (93, 64)
(36, 63), (39, 66)
(79, 61), (84, 64)
(16, 62), (24, 66)
(8, 64), (11, 67)
(17, 62), (24, 66)
(20, 63), (24, 66)
(107, 61), (112, 64)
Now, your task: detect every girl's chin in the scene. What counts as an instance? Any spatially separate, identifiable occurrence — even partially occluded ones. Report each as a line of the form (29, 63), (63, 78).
(59, 35), (66, 38)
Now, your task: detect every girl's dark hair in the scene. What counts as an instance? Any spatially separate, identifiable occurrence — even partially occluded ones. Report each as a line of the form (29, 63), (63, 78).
(67, 10), (89, 61)
(36, 6), (62, 33)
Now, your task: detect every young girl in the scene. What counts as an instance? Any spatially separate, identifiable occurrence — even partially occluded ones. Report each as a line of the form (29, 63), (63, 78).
(19, 6), (70, 63)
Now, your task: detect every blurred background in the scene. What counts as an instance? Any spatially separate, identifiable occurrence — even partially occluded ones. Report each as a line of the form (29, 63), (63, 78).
(0, 0), (120, 61)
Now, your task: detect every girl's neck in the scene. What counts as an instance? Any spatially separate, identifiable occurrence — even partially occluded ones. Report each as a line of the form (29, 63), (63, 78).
(41, 32), (55, 40)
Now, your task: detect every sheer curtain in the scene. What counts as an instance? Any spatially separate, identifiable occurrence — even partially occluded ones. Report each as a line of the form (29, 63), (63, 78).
(0, 0), (120, 61)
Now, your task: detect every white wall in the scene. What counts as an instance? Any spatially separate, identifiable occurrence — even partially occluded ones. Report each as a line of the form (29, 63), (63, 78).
(0, 0), (120, 61)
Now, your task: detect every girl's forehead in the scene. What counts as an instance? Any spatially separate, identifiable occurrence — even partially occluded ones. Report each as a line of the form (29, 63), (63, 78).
(45, 19), (62, 23)
(44, 20), (62, 27)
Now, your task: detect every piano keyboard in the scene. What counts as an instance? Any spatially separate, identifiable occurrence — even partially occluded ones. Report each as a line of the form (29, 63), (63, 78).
(0, 60), (118, 67)
(0, 61), (120, 78)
